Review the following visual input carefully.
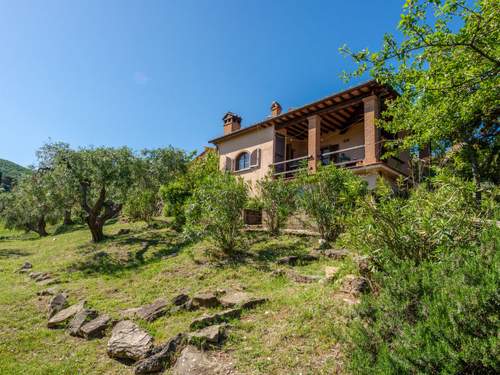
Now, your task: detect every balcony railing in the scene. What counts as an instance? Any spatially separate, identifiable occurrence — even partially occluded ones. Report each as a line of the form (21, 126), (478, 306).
(271, 144), (365, 178)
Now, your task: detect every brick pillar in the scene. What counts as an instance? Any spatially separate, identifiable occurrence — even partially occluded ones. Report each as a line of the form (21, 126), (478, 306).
(308, 115), (321, 172)
(362, 95), (380, 165)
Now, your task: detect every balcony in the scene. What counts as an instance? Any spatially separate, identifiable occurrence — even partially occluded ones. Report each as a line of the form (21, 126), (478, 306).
(272, 144), (366, 178)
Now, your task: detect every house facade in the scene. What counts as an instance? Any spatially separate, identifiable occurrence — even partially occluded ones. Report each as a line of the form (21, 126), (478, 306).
(209, 80), (409, 195)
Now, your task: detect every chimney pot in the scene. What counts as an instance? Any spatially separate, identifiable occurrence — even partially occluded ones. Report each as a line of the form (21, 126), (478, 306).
(271, 101), (282, 117)
(222, 112), (242, 135)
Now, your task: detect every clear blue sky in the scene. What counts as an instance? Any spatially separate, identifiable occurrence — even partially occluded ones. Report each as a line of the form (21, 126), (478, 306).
(0, 0), (405, 167)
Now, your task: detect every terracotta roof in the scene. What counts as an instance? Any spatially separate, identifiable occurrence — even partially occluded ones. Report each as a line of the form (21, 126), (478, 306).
(209, 80), (396, 144)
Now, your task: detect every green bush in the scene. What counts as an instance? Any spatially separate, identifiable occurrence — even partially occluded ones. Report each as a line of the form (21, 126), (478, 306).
(296, 164), (367, 243)
(159, 178), (190, 230)
(184, 171), (247, 254)
(345, 175), (500, 374)
(123, 189), (158, 226)
(257, 172), (296, 236)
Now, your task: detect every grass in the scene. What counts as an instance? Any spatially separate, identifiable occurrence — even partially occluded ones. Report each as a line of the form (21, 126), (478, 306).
(0, 220), (359, 374)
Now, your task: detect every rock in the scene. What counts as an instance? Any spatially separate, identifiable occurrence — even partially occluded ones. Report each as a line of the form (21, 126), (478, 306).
(190, 308), (241, 330)
(218, 291), (251, 308)
(37, 278), (59, 286)
(47, 301), (85, 328)
(354, 255), (371, 275)
(18, 262), (32, 272)
(120, 307), (142, 319)
(48, 293), (68, 318)
(134, 333), (186, 374)
(136, 299), (169, 322)
(80, 314), (111, 339)
(271, 269), (286, 277)
(107, 320), (154, 362)
(68, 308), (98, 337)
(172, 345), (230, 375)
(320, 266), (340, 284)
(340, 275), (369, 295)
(289, 272), (322, 283)
(172, 293), (190, 306)
(276, 255), (300, 265)
(188, 324), (226, 348)
(241, 297), (268, 309)
(192, 292), (220, 308)
(29, 271), (43, 279)
(323, 249), (349, 260)
(37, 287), (60, 296)
(117, 228), (131, 235)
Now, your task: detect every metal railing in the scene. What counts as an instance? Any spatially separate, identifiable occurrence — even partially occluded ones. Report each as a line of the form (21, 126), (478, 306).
(272, 155), (310, 177)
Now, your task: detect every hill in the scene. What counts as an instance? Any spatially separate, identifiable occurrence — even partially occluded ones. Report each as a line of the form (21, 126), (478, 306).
(0, 158), (30, 180)
(0, 221), (359, 374)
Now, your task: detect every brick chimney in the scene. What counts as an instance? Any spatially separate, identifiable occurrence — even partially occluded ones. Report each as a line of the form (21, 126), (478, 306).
(271, 101), (282, 117)
(223, 112), (242, 135)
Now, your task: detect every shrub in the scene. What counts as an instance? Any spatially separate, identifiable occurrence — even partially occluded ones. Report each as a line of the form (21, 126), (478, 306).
(344, 174), (500, 374)
(123, 189), (158, 226)
(159, 178), (190, 230)
(296, 164), (367, 243)
(184, 171), (247, 254)
(257, 172), (296, 236)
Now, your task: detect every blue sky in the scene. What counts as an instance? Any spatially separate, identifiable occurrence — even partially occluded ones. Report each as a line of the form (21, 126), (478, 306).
(0, 0), (405, 167)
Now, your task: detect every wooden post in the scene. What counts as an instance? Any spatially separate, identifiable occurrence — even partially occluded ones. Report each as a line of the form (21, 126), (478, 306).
(308, 115), (321, 172)
(362, 95), (380, 165)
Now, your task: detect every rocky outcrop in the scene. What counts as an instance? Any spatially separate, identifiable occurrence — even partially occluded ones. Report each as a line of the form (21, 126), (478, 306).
(136, 299), (169, 322)
(340, 275), (369, 295)
(134, 333), (186, 374)
(192, 292), (220, 308)
(80, 314), (111, 339)
(188, 324), (226, 348)
(172, 345), (232, 375)
(68, 308), (98, 337)
(47, 301), (85, 328)
(107, 320), (154, 361)
(190, 308), (241, 330)
(48, 293), (68, 318)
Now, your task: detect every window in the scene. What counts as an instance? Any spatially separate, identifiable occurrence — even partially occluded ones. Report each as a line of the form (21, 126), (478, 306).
(236, 152), (250, 171)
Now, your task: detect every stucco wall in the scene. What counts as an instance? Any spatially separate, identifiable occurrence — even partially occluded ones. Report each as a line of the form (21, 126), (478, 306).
(216, 126), (275, 195)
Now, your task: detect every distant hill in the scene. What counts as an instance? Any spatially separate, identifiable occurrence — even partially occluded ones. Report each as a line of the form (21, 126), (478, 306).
(0, 159), (30, 190)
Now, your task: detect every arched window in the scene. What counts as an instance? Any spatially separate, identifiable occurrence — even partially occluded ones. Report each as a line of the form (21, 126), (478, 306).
(236, 152), (250, 171)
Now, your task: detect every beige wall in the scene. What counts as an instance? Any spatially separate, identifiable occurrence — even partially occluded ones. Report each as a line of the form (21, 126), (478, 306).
(216, 126), (275, 195)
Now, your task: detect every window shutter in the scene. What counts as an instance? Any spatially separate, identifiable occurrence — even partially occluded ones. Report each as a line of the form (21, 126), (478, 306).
(250, 148), (260, 168)
(225, 156), (233, 172)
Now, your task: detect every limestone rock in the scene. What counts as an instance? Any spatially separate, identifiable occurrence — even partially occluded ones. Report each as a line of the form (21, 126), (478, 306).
(218, 291), (250, 308)
(172, 345), (232, 375)
(134, 333), (186, 374)
(320, 266), (340, 284)
(240, 297), (268, 309)
(190, 308), (241, 330)
(188, 324), (226, 348)
(80, 314), (111, 339)
(37, 277), (59, 286)
(48, 293), (68, 318)
(171, 293), (189, 306)
(107, 320), (154, 361)
(68, 308), (98, 337)
(47, 301), (85, 328)
(136, 299), (169, 322)
(340, 275), (369, 295)
(192, 292), (220, 308)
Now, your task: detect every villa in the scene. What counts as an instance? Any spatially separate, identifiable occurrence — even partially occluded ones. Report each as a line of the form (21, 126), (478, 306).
(209, 80), (410, 196)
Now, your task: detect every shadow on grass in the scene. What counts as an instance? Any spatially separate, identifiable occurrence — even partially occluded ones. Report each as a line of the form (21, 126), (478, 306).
(53, 224), (86, 236)
(0, 248), (32, 258)
(68, 236), (191, 276)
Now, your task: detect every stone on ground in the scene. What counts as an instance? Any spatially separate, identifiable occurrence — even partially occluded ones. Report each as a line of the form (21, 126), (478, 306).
(47, 301), (85, 328)
(320, 266), (340, 284)
(37, 277), (59, 286)
(18, 262), (32, 273)
(136, 298), (169, 322)
(80, 314), (111, 339)
(192, 292), (220, 308)
(340, 275), (369, 295)
(322, 249), (349, 260)
(134, 333), (186, 375)
(107, 320), (154, 362)
(48, 293), (68, 318)
(68, 308), (98, 337)
(287, 270), (322, 284)
(188, 324), (226, 348)
(172, 345), (235, 375)
(190, 308), (241, 330)
(171, 293), (190, 306)
(37, 287), (60, 296)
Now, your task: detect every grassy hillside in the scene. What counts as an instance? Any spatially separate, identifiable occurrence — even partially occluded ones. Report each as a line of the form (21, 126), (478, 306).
(0, 158), (30, 180)
(0, 221), (360, 374)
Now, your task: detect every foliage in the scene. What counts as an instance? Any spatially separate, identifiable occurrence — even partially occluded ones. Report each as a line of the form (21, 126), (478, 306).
(0, 171), (60, 236)
(296, 164), (367, 243)
(257, 172), (296, 236)
(123, 189), (158, 225)
(344, 175), (499, 374)
(184, 171), (247, 254)
(341, 0), (500, 189)
(159, 148), (219, 230)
